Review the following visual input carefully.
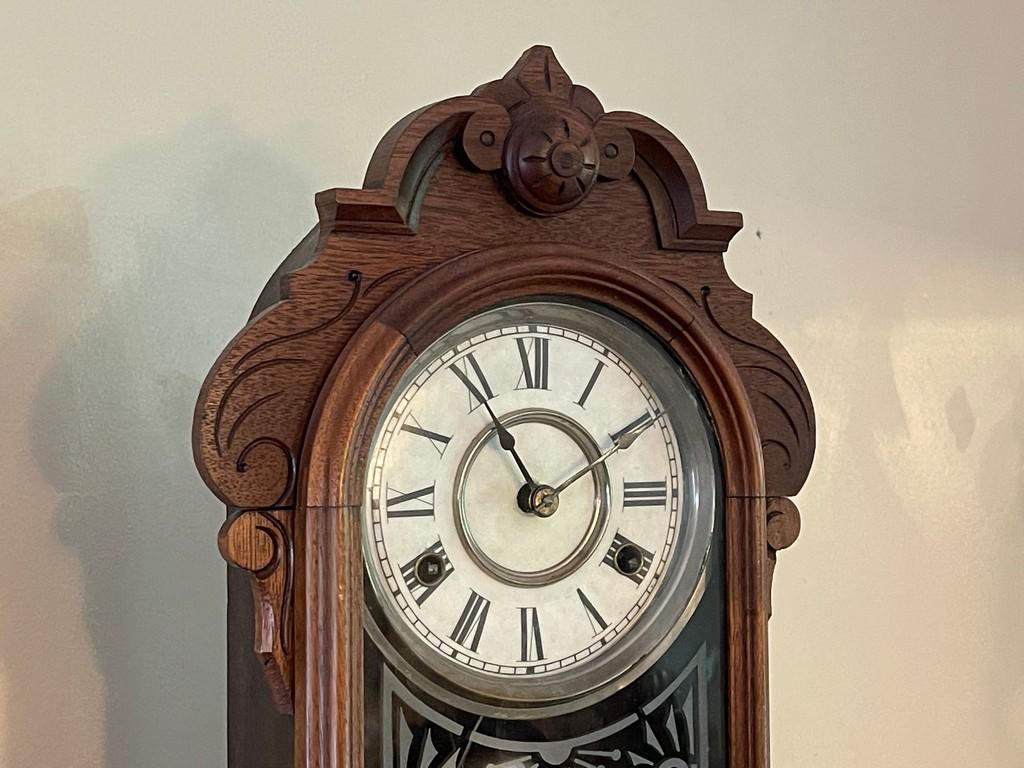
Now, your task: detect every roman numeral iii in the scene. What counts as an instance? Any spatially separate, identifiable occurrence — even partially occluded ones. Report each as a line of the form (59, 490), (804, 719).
(623, 480), (667, 507)
(450, 591), (490, 652)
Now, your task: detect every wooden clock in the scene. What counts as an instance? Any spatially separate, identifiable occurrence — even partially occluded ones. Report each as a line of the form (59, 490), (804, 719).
(193, 46), (814, 768)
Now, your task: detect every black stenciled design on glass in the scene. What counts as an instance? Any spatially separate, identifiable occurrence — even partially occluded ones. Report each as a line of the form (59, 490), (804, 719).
(394, 706), (467, 768)
(376, 645), (710, 767)
(625, 705), (697, 767)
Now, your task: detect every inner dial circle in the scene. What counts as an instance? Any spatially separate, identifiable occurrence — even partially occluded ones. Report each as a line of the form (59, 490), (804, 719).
(455, 409), (610, 586)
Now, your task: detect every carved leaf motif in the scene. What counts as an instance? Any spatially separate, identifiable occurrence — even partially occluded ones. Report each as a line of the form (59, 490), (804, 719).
(660, 277), (814, 497)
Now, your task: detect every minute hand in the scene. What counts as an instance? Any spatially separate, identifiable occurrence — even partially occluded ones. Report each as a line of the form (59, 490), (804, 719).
(551, 414), (660, 495)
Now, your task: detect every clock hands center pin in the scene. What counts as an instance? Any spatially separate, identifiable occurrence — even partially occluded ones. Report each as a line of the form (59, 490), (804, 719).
(479, 399), (557, 516)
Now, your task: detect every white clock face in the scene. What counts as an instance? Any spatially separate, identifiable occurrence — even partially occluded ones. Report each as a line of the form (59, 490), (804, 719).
(362, 301), (717, 711)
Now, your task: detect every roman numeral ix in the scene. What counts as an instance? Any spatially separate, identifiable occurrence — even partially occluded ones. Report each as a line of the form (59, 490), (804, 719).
(623, 480), (668, 508)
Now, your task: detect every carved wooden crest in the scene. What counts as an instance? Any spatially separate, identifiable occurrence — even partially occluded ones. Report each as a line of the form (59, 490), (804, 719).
(193, 45), (814, 767)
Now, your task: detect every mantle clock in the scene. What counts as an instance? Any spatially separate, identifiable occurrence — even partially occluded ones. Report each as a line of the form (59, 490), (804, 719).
(193, 46), (814, 768)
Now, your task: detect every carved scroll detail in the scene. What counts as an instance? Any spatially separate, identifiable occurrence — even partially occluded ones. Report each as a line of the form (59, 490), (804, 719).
(659, 277), (815, 498)
(219, 507), (295, 712)
(765, 497), (801, 618)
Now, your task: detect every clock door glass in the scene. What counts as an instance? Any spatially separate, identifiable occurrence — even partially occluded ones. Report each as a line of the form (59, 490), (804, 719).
(362, 300), (718, 712)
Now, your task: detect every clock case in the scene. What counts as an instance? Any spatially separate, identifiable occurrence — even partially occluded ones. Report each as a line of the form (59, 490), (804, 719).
(193, 46), (814, 768)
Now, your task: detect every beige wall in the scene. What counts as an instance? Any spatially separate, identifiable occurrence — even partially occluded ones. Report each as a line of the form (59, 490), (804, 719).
(2, 1), (1021, 766)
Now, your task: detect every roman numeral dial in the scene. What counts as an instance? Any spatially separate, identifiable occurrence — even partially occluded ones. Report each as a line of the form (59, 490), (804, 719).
(364, 303), (705, 684)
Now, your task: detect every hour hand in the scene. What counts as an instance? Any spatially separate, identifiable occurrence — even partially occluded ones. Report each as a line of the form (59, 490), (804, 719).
(481, 400), (536, 488)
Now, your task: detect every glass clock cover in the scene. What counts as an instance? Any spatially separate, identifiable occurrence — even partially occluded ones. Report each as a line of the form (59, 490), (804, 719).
(362, 300), (718, 715)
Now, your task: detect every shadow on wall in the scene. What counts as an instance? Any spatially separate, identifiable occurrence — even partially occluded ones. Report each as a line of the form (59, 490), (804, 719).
(0, 116), (311, 768)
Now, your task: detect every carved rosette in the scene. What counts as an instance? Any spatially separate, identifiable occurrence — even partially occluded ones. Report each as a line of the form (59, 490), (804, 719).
(464, 46), (635, 215)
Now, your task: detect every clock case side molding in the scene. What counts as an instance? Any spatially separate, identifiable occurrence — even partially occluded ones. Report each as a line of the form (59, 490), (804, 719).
(192, 45), (814, 768)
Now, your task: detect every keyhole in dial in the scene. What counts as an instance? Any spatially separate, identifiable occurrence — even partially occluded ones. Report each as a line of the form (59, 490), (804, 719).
(414, 552), (447, 587)
(614, 543), (644, 577)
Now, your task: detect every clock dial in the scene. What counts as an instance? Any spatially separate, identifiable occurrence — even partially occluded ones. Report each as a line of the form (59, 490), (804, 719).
(363, 301), (717, 712)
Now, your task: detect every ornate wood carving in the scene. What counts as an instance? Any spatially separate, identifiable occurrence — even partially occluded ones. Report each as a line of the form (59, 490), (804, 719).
(765, 496), (802, 617)
(218, 507), (294, 712)
(192, 45), (815, 768)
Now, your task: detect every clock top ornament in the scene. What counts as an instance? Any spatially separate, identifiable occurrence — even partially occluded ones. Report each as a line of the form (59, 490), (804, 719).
(193, 45), (814, 768)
